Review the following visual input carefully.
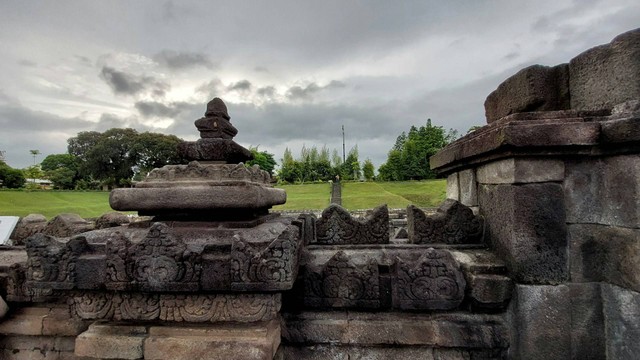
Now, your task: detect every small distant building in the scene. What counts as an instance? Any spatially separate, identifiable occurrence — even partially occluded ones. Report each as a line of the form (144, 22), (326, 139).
(26, 178), (53, 190)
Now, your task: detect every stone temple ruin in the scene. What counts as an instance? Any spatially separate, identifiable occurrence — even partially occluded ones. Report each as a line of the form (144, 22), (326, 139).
(0, 28), (639, 359)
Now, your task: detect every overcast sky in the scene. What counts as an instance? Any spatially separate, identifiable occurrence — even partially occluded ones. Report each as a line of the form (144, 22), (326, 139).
(1, 1), (638, 170)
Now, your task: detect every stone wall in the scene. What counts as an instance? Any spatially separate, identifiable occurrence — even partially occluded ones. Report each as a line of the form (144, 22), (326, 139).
(433, 28), (640, 360)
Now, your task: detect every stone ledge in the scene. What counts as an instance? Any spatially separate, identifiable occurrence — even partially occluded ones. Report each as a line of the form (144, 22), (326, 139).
(430, 111), (640, 175)
(281, 311), (508, 349)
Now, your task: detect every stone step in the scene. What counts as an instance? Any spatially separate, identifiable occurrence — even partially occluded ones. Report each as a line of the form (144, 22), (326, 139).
(280, 311), (509, 359)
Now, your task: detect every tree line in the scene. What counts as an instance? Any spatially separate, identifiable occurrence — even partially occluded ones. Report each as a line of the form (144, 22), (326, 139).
(0, 119), (460, 189)
(278, 145), (374, 183)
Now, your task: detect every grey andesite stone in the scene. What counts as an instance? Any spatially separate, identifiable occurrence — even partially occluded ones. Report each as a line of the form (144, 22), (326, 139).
(484, 64), (570, 123)
(479, 183), (568, 284)
(458, 169), (477, 206)
(569, 223), (640, 292)
(570, 28), (640, 111)
(476, 158), (565, 184)
(601, 284), (640, 359)
(509, 285), (571, 360)
(564, 155), (640, 229)
(446, 172), (459, 201)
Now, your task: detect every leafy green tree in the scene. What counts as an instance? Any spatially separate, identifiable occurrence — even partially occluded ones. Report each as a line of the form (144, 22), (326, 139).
(378, 119), (456, 181)
(246, 148), (277, 176)
(68, 128), (184, 188)
(22, 165), (45, 181)
(340, 145), (360, 180)
(0, 163), (26, 188)
(363, 159), (375, 181)
(41, 154), (82, 189)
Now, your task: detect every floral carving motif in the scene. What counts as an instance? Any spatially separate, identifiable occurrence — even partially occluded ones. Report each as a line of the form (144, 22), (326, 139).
(105, 223), (202, 291)
(394, 248), (466, 310)
(305, 251), (380, 308)
(407, 200), (483, 244)
(316, 204), (389, 244)
(230, 224), (301, 291)
(69, 292), (280, 323)
(144, 162), (271, 185)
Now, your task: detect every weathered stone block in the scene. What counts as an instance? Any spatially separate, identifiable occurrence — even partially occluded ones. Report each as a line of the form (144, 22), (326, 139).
(569, 283), (606, 360)
(42, 307), (90, 336)
(0, 307), (48, 336)
(467, 274), (513, 310)
(144, 320), (280, 360)
(43, 213), (93, 238)
(601, 116), (640, 144)
(476, 158), (565, 184)
(446, 172), (459, 201)
(458, 169), (477, 206)
(570, 28), (640, 111)
(281, 311), (508, 349)
(94, 212), (130, 229)
(484, 64), (570, 123)
(10, 214), (47, 245)
(564, 155), (640, 228)
(569, 224), (640, 292)
(479, 183), (568, 284)
(509, 285), (571, 360)
(0, 295), (7, 319)
(75, 322), (147, 359)
(601, 283), (640, 359)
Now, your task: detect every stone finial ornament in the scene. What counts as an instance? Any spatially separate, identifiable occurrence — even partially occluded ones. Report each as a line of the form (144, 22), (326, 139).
(195, 97), (238, 140)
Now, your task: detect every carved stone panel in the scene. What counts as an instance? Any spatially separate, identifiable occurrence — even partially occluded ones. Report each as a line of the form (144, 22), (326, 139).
(69, 292), (280, 323)
(105, 223), (202, 292)
(25, 233), (89, 289)
(230, 224), (301, 291)
(394, 248), (466, 310)
(407, 200), (483, 244)
(315, 204), (389, 244)
(304, 251), (380, 309)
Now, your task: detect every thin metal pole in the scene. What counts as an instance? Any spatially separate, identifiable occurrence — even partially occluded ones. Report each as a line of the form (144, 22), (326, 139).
(342, 125), (345, 164)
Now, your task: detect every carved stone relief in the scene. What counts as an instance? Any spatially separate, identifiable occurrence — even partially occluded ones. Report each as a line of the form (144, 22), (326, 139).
(407, 200), (483, 244)
(304, 251), (380, 308)
(69, 292), (280, 323)
(394, 248), (466, 310)
(105, 223), (202, 292)
(231, 224), (301, 291)
(25, 233), (88, 289)
(315, 204), (389, 244)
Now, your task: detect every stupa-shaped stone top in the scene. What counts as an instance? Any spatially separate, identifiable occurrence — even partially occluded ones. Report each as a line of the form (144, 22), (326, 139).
(178, 97), (251, 163)
(195, 97), (238, 140)
(110, 97), (285, 221)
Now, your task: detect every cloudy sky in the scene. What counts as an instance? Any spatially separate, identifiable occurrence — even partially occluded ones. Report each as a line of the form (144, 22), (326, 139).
(1, 1), (638, 170)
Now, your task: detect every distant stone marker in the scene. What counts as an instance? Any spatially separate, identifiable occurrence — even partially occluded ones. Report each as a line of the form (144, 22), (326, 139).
(0, 216), (20, 244)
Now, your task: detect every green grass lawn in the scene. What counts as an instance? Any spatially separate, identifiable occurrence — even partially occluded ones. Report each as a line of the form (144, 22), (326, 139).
(0, 180), (446, 218)
(342, 180), (446, 209)
(0, 190), (116, 219)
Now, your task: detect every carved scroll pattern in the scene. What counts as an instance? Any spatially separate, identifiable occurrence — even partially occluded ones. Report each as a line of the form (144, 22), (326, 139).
(230, 224), (300, 291)
(316, 204), (389, 244)
(407, 200), (483, 244)
(105, 223), (202, 291)
(25, 234), (88, 289)
(305, 251), (380, 308)
(69, 292), (280, 322)
(394, 248), (466, 310)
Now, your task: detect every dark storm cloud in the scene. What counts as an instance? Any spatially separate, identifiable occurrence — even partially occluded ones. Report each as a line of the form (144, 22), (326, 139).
(153, 50), (214, 70)
(286, 81), (346, 101)
(196, 79), (224, 99)
(100, 66), (170, 97)
(18, 59), (37, 67)
(256, 86), (277, 98)
(0, 102), (96, 167)
(135, 100), (193, 118)
(227, 80), (253, 92)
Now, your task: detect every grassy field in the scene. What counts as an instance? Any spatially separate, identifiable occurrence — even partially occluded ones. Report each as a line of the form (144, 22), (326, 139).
(0, 191), (116, 219)
(0, 180), (446, 218)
